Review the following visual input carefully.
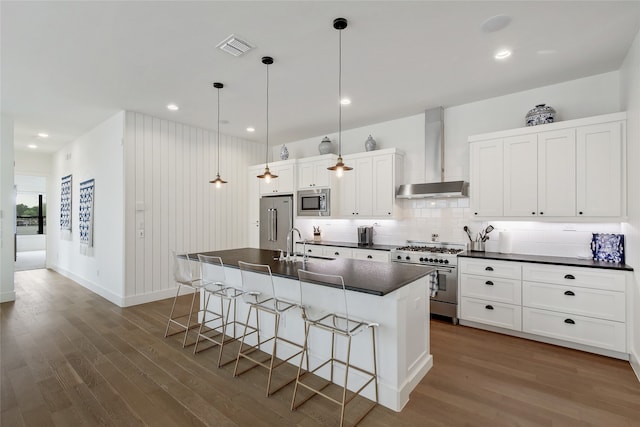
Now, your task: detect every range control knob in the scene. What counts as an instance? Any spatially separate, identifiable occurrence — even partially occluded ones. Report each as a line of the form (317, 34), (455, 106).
(444, 259), (450, 264)
(419, 257), (424, 262)
(396, 255), (402, 260)
(438, 259), (444, 263)
(405, 256), (411, 261)
(428, 258), (434, 263)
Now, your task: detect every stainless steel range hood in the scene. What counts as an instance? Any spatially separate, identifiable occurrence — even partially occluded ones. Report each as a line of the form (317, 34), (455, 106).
(396, 107), (469, 199)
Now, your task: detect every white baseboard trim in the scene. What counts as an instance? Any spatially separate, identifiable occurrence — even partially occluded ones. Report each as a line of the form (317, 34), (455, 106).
(121, 286), (194, 307)
(0, 290), (16, 303)
(52, 265), (124, 306)
(630, 348), (640, 383)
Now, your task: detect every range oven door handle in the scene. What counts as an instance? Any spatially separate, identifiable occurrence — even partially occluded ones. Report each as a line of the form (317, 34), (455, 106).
(435, 268), (453, 274)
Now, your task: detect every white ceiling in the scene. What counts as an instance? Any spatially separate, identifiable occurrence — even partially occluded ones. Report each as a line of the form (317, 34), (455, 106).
(3, 1), (640, 153)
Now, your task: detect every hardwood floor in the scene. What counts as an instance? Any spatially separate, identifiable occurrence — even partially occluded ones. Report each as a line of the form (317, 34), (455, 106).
(2, 269), (639, 426)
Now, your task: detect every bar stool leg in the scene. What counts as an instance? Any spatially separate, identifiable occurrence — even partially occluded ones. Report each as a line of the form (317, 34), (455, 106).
(339, 335), (353, 427)
(233, 305), (254, 377)
(182, 288), (199, 348)
(193, 290), (213, 354)
(164, 284), (183, 338)
(265, 312), (280, 397)
(216, 297), (233, 368)
(371, 327), (379, 405)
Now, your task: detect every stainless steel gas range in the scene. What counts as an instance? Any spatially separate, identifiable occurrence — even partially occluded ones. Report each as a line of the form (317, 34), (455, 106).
(390, 241), (466, 325)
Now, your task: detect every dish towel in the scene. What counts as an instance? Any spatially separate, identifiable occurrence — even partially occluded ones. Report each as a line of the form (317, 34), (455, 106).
(429, 271), (438, 297)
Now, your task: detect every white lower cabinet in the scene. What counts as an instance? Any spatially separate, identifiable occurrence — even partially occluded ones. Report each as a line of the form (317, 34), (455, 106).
(459, 258), (629, 357)
(522, 308), (626, 353)
(322, 247), (353, 259)
(353, 248), (390, 263)
(461, 297), (522, 331)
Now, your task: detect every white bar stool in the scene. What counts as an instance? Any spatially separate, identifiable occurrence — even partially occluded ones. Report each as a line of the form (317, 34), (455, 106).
(193, 254), (245, 367)
(164, 251), (203, 347)
(234, 261), (306, 397)
(292, 270), (379, 427)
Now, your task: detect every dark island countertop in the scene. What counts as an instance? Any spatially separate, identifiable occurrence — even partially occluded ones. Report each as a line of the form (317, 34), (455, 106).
(192, 248), (434, 296)
(297, 240), (396, 251)
(459, 251), (633, 271)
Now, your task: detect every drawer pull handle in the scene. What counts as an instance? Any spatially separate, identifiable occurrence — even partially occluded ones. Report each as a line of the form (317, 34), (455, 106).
(334, 252), (340, 256)
(485, 305), (494, 310)
(367, 255), (373, 259)
(307, 249), (312, 252)
(485, 281), (494, 286)
(485, 266), (494, 271)
(564, 318), (575, 325)
(564, 274), (575, 280)
(564, 290), (575, 296)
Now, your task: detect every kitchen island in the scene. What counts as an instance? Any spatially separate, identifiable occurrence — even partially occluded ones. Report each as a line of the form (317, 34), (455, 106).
(192, 248), (434, 411)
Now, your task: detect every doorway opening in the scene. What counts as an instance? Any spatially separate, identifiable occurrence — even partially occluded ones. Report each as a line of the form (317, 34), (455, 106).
(15, 175), (47, 271)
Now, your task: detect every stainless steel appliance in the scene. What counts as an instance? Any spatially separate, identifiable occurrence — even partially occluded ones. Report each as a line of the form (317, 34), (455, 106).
(297, 188), (330, 216)
(357, 226), (373, 246)
(260, 195), (293, 252)
(390, 241), (465, 325)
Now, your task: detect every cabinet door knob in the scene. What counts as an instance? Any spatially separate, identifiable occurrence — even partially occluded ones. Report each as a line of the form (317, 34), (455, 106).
(564, 318), (575, 325)
(485, 281), (494, 286)
(579, 211), (583, 215)
(564, 290), (575, 296)
(539, 212), (544, 215)
(485, 305), (494, 310)
(564, 274), (575, 280)
(334, 252), (339, 256)
(485, 266), (494, 271)
(531, 211), (536, 215)
(474, 212), (478, 215)
(307, 249), (312, 252)
(367, 255), (373, 259)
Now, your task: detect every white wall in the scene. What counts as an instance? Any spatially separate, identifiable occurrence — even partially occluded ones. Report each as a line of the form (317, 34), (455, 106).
(620, 29), (640, 379)
(282, 72), (622, 253)
(0, 115), (16, 303)
(122, 112), (263, 306)
(48, 112), (126, 305)
(14, 151), (52, 176)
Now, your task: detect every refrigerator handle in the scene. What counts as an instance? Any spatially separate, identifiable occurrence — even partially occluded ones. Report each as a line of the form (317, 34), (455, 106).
(271, 208), (277, 241)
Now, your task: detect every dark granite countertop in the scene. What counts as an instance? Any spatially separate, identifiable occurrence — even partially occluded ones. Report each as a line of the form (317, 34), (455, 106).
(459, 251), (633, 271)
(192, 248), (433, 296)
(296, 240), (396, 252)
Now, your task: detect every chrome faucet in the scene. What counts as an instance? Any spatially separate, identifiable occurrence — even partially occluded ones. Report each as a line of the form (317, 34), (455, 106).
(287, 227), (303, 262)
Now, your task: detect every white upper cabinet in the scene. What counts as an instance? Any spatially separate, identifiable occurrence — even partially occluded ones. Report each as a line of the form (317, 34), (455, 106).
(335, 149), (402, 218)
(469, 112), (626, 219)
(470, 139), (504, 217)
(296, 155), (335, 189)
(258, 160), (295, 195)
(576, 122), (623, 217)
(538, 129), (576, 216)
(503, 134), (538, 216)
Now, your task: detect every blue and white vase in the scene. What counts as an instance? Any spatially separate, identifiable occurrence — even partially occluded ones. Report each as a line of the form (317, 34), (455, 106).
(318, 136), (332, 154)
(525, 104), (556, 126)
(280, 144), (289, 160)
(365, 135), (377, 152)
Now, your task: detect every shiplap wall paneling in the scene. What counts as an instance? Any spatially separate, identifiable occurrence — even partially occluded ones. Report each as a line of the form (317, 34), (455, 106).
(124, 112), (262, 301)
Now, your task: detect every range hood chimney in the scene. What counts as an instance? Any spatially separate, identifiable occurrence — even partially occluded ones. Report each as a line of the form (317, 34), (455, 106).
(396, 107), (469, 199)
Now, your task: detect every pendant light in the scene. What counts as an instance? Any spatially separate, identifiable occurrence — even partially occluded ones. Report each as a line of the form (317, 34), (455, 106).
(327, 17), (352, 177)
(257, 56), (278, 183)
(209, 82), (228, 188)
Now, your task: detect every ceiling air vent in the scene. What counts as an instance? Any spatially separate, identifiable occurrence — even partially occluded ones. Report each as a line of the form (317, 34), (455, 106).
(217, 34), (254, 57)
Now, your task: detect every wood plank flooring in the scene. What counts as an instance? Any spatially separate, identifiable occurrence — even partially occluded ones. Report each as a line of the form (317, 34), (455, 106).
(2, 269), (639, 426)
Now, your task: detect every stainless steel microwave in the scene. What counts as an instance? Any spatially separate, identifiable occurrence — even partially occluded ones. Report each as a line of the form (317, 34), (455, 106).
(297, 188), (330, 216)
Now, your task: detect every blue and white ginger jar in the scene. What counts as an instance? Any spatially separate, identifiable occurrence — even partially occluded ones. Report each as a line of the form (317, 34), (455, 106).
(526, 104), (556, 126)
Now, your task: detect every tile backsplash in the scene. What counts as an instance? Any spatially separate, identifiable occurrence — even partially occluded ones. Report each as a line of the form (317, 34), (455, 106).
(294, 198), (623, 259)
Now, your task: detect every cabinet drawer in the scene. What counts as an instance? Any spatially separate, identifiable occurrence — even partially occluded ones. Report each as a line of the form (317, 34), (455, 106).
(460, 297), (522, 331)
(323, 246), (354, 259)
(353, 249), (389, 263)
(522, 264), (625, 292)
(459, 258), (522, 279)
(460, 275), (521, 305)
(297, 243), (324, 257)
(522, 308), (626, 352)
(523, 281), (625, 322)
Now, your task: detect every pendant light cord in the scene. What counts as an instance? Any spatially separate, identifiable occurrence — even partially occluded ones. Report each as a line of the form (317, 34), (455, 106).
(217, 86), (221, 175)
(265, 62), (270, 167)
(338, 28), (342, 156)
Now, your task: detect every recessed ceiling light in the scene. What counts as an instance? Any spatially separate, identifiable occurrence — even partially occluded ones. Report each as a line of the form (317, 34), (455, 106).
(494, 49), (512, 60)
(481, 15), (511, 33)
(340, 98), (351, 105)
(246, 127), (255, 132)
(37, 132), (49, 138)
(167, 104), (179, 111)
(28, 144), (37, 149)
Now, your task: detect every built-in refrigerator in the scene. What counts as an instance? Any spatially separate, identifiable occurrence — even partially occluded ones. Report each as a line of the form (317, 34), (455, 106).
(259, 195), (293, 252)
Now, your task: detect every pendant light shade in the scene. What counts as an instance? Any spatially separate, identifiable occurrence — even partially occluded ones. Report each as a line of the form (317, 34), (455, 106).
(257, 56), (278, 182)
(328, 17), (352, 177)
(209, 82), (228, 188)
